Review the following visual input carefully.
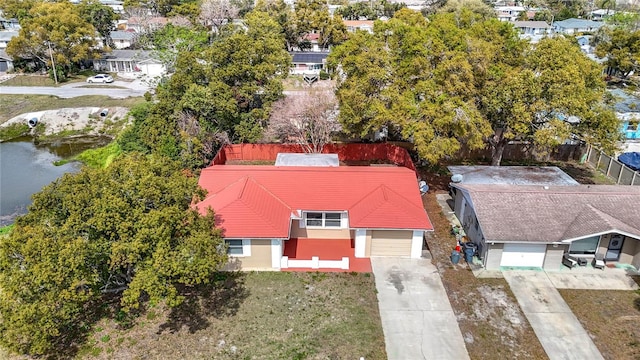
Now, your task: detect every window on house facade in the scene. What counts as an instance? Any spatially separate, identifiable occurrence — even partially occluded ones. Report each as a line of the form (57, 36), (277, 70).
(569, 236), (599, 255)
(628, 121), (638, 131)
(305, 212), (342, 228)
(226, 239), (244, 255)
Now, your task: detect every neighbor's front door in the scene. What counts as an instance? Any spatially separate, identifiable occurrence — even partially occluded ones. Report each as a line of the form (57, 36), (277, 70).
(605, 235), (624, 261)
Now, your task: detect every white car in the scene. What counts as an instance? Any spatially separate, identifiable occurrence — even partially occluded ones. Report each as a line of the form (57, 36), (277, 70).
(86, 74), (114, 83)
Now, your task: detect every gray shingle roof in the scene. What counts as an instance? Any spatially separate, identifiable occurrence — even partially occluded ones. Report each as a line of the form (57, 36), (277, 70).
(454, 184), (640, 243)
(610, 88), (640, 113)
(554, 18), (604, 30)
(102, 49), (155, 61)
(447, 166), (579, 186)
(110, 30), (135, 40)
(290, 52), (328, 64)
(511, 21), (551, 29)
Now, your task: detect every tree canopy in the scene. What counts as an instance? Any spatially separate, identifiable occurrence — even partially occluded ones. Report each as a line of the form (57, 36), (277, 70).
(595, 27), (640, 79)
(6, 1), (99, 74)
(0, 153), (226, 355)
(329, 8), (619, 165)
(120, 10), (291, 169)
(78, 0), (119, 48)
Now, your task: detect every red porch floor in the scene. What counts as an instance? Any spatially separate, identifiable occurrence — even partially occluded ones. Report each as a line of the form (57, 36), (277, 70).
(282, 238), (372, 273)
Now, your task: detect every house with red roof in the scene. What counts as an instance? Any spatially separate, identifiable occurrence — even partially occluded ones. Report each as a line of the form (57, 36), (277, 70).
(195, 164), (432, 271)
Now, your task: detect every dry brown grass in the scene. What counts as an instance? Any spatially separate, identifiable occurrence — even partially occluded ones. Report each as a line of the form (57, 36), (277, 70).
(559, 285), (640, 360)
(70, 272), (385, 360)
(423, 192), (548, 360)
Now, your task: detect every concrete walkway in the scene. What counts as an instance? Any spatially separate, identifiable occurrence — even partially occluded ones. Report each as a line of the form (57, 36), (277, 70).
(503, 271), (604, 360)
(371, 257), (470, 360)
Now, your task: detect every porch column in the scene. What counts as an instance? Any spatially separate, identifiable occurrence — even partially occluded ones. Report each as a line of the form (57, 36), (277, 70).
(411, 230), (424, 258)
(355, 229), (366, 258)
(271, 239), (282, 269)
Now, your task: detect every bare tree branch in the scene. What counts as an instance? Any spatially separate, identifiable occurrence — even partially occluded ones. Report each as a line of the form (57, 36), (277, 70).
(266, 90), (340, 153)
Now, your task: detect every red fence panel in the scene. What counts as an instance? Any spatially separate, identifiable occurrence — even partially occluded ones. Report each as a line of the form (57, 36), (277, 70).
(211, 143), (416, 172)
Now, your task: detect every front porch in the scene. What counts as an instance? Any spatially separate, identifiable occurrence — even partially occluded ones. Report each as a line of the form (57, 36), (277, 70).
(281, 238), (372, 272)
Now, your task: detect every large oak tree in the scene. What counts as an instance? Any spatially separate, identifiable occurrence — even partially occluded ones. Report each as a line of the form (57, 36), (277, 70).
(0, 154), (226, 356)
(329, 8), (619, 165)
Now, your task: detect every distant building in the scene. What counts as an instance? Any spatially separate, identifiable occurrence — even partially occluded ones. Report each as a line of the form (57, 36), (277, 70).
(611, 89), (640, 140)
(553, 18), (604, 34)
(290, 52), (328, 75)
(495, 6), (526, 22)
(343, 20), (374, 34)
(0, 31), (18, 49)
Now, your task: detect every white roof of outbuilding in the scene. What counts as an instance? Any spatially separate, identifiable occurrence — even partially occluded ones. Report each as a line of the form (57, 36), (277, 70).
(275, 153), (339, 167)
(447, 166), (579, 186)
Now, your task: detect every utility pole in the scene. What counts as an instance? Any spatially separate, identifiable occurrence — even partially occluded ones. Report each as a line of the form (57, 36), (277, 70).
(47, 41), (58, 84)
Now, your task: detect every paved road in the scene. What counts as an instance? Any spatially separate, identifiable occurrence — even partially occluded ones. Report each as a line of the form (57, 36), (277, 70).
(503, 271), (604, 360)
(0, 85), (146, 99)
(371, 257), (470, 360)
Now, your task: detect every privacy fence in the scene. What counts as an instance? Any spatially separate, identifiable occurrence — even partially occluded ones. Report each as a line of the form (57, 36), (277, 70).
(211, 143), (417, 172)
(586, 145), (640, 186)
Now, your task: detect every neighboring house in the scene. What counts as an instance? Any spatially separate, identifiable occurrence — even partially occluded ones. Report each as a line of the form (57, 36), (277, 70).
(93, 50), (166, 77)
(553, 18), (604, 34)
(448, 165), (579, 220)
(0, 31), (18, 49)
(495, 6), (526, 22)
(344, 20), (374, 34)
(109, 31), (135, 49)
(194, 163), (433, 271)
(590, 9), (615, 21)
(450, 184), (640, 270)
(0, 49), (14, 72)
(510, 21), (552, 36)
(0, 17), (20, 30)
(290, 52), (328, 75)
(611, 88), (640, 140)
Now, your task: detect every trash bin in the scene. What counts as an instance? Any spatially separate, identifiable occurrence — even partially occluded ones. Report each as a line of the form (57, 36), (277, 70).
(451, 250), (461, 264)
(463, 242), (477, 263)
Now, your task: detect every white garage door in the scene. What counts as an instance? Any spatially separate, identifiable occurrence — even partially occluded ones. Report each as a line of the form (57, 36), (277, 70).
(500, 243), (546, 268)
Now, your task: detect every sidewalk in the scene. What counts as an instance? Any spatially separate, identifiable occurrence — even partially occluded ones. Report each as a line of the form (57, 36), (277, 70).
(371, 257), (470, 360)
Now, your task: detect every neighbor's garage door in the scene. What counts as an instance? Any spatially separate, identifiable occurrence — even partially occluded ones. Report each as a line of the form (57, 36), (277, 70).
(370, 230), (412, 257)
(0, 61), (7, 72)
(500, 243), (546, 267)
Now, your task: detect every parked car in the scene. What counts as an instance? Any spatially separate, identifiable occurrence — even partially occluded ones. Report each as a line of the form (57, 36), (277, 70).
(86, 74), (114, 83)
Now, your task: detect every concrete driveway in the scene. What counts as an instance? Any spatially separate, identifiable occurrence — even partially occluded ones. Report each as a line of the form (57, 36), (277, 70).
(371, 257), (469, 360)
(503, 271), (604, 360)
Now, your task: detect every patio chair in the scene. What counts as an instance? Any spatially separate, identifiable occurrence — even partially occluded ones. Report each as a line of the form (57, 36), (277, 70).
(592, 253), (606, 270)
(562, 253), (578, 269)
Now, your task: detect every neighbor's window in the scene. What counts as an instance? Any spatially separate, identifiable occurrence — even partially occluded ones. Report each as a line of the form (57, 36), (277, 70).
(305, 212), (342, 228)
(569, 236), (599, 255)
(628, 121), (639, 131)
(226, 239), (244, 255)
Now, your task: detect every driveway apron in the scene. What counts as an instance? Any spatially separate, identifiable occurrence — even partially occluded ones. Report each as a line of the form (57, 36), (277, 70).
(371, 257), (470, 360)
(503, 270), (604, 360)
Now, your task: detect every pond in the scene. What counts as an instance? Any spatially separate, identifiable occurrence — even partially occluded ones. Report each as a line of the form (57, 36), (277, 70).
(0, 136), (111, 226)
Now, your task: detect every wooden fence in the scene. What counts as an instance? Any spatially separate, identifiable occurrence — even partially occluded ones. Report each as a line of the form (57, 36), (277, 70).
(586, 145), (640, 186)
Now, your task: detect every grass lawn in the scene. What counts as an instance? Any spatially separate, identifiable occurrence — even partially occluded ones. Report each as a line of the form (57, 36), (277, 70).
(58, 272), (385, 360)
(422, 192), (548, 360)
(0, 74), (88, 87)
(0, 95), (144, 124)
(559, 286), (640, 360)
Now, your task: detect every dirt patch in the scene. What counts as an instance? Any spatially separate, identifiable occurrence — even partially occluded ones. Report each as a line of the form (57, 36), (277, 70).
(559, 288), (640, 360)
(0, 107), (130, 137)
(423, 192), (548, 360)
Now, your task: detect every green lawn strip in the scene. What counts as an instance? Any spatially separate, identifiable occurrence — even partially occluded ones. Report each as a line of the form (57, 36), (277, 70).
(0, 75), (86, 87)
(0, 95), (144, 124)
(0, 224), (14, 236)
(559, 288), (640, 360)
(73, 272), (386, 360)
(75, 142), (122, 168)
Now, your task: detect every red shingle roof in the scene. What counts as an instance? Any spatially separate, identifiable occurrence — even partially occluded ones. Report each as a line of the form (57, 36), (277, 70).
(195, 165), (432, 238)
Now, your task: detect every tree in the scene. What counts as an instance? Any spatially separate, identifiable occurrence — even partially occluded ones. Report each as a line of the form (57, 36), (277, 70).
(595, 27), (640, 78)
(0, 0), (39, 21)
(266, 90), (340, 153)
(0, 154), (226, 356)
(78, 0), (119, 48)
(143, 24), (210, 72)
(255, 0), (299, 50)
(6, 2), (99, 75)
(199, 0), (240, 33)
(329, 8), (619, 165)
(125, 10), (291, 169)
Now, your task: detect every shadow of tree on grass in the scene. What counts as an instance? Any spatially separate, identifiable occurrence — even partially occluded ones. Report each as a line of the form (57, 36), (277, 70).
(157, 269), (249, 335)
